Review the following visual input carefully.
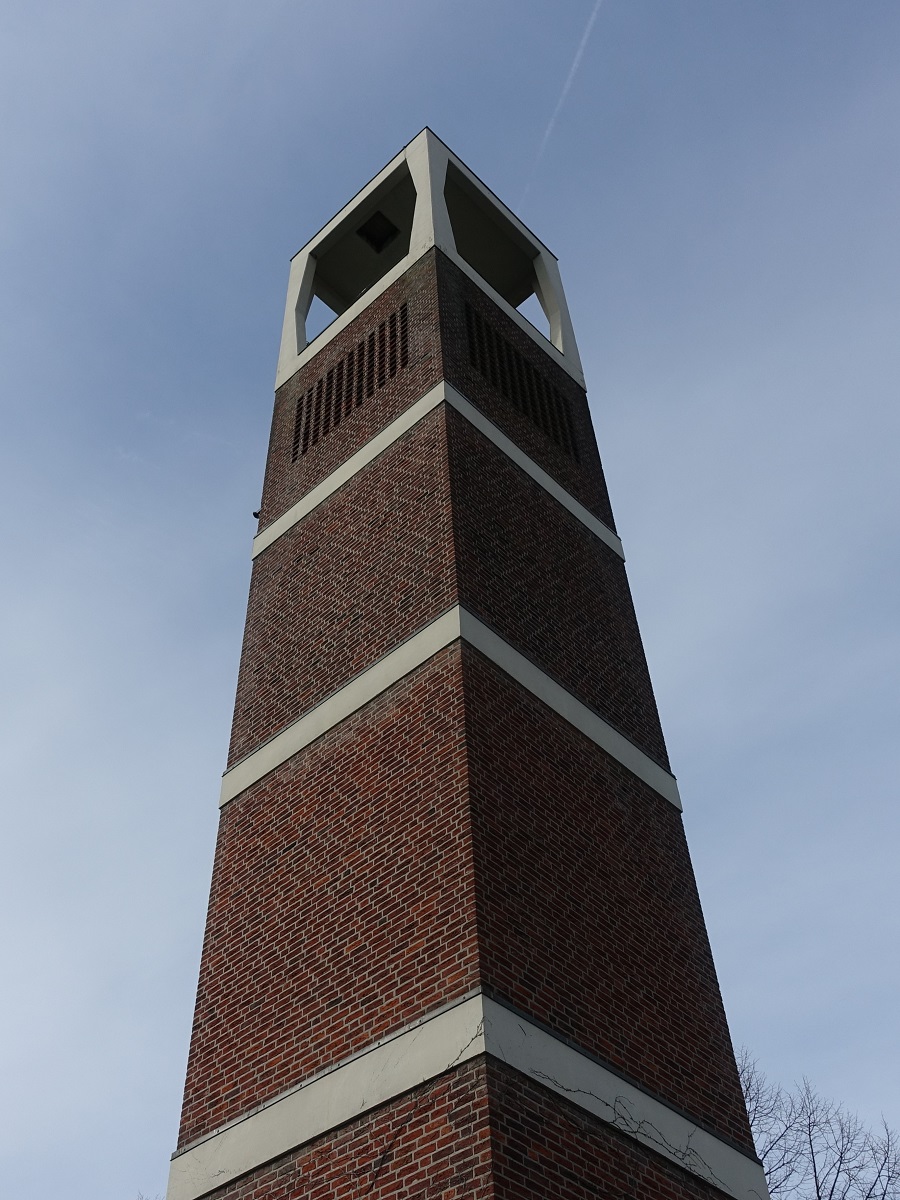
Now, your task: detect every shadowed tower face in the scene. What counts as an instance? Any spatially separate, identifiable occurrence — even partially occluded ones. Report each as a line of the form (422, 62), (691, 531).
(167, 130), (767, 1200)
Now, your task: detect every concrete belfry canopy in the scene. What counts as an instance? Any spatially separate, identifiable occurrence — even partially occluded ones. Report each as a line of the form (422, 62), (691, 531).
(276, 128), (584, 389)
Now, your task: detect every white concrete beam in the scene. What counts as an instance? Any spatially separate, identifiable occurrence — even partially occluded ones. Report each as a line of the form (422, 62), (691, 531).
(407, 128), (456, 258)
(167, 993), (768, 1200)
(219, 606), (679, 810)
(252, 381), (623, 561)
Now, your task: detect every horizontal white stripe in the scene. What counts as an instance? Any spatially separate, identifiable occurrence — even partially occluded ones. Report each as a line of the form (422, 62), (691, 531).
(219, 607), (679, 810)
(253, 383), (446, 558)
(219, 609), (460, 806)
(167, 994), (768, 1200)
(252, 380), (623, 560)
(166, 994), (485, 1200)
(459, 609), (680, 809)
(442, 382), (624, 558)
(485, 1000), (769, 1200)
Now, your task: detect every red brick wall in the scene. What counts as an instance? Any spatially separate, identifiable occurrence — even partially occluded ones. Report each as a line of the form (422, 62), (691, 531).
(182, 1057), (752, 1200)
(228, 408), (455, 766)
(260, 249), (616, 541)
(462, 646), (753, 1154)
(238, 252), (632, 775)
(447, 406), (669, 767)
(179, 647), (478, 1149)
(437, 251), (616, 530)
(259, 253), (444, 531)
(197, 1060), (493, 1200)
(177, 242), (753, 1182)
(185, 634), (749, 1156)
(231, 398), (664, 773)
(487, 1058), (750, 1200)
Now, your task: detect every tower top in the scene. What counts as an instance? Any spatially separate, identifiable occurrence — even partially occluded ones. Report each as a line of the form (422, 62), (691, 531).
(276, 128), (583, 388)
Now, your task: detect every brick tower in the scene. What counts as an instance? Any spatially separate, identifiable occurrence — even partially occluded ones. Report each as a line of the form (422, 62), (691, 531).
(167, 130), (768, 1200)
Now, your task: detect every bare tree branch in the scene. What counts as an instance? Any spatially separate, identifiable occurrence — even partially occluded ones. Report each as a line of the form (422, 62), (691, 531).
(738, 1051), (900, 1200)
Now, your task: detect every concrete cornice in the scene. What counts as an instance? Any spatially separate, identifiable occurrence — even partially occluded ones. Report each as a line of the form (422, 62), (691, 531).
(167, 993), (768, 1200)
(252, 380), (623, 561)
(219, 605), (679, 810)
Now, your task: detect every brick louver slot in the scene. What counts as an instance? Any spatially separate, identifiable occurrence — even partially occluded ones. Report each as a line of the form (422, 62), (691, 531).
(464, 301), (579, 462)
(291, 302), (409, 461)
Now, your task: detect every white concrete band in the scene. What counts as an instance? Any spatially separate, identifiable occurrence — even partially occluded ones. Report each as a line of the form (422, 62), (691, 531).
(484, 999), (769, 1200)
(219, 607), (680, 810)
(458, 609), (681, 809)
(219, 608), (460, 806)
(252, 382), (446, 558)
(251, 381), (623, 561)
(442, 383), (624, 558)
(167, 993), (768, 1200)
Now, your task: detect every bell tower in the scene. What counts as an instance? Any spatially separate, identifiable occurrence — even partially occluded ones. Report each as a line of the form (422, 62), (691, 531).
(166, 129), (768, 1200)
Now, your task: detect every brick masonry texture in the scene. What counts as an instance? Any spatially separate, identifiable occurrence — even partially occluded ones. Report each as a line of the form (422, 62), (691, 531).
(198, 1060), (493, 1200)
(486, 1057), (751, 1200)
(228, 407), (455, 766)
(187, 1057), (750, 1200)
(462, 645), (754, 1154)
(259, 253), (443, 531)
(183, 638), (750, 1156)
(229, 398), (664, 773)
(237, 249), (629, 774)
(176, 238), (757, 1188)
(447, 405), (669, 768)
(179, 647), (477, 1149)
(436, 251), (617, 530)
(259, 249), (615, 541)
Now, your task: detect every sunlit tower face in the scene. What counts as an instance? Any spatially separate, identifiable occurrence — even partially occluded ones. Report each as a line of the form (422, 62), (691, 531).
(166, 129), (767, 1200)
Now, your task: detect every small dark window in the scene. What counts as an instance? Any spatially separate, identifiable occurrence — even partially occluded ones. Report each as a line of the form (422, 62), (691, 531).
(356, 211), (400, 254)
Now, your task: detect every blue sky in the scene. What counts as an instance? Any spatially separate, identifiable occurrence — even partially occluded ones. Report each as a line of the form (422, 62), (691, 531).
(1, 2), (898, 1196)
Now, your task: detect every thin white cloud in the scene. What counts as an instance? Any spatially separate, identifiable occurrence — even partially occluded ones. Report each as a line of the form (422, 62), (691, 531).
(522, 0), (605, 202)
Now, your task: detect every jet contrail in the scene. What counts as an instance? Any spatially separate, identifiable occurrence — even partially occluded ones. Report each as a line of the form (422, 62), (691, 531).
(522, 0), (605, 203)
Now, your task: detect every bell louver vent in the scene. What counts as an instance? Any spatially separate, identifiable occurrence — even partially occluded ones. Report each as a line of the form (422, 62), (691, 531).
(464, 302), (579, 461)
(291, 303), (409, 461)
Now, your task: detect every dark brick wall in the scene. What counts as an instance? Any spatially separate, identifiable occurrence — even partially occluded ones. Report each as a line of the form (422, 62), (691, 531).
(191, 641), (749, 1154)
(228, 408), (455, 766)
(236, 251), (630, 773)
(259, 253), (444, 531)
(198, 1060), (493, 1200)
(487, 1058), (749, 1200)
(230, 399), (664, 773)
(176, 240), (754, 1188)
(447, 406), (669, 767)
(462, 646), (753, 1154)
(260, 248), (616, 541)
(183, 1057), (752, 1200)
(179, 647), (478, 1149)
(437, 251), (616, 529)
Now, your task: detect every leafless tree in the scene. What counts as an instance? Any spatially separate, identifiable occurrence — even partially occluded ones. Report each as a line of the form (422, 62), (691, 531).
(738, 1050), (900, 1200)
